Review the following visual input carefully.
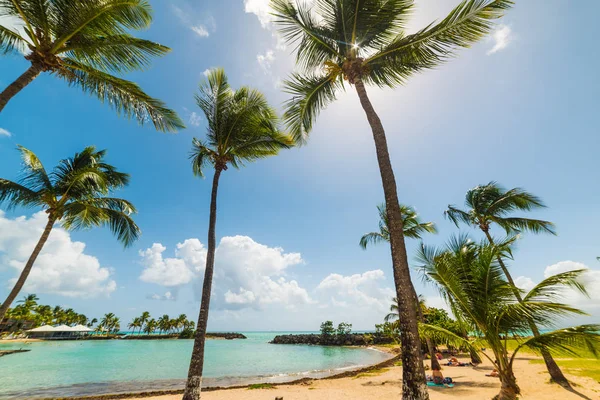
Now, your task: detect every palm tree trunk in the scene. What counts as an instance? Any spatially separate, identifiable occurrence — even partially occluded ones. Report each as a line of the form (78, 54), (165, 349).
(0, 217), (54, 322)
(495, 370), (520, 400)
(0, 63), (44, 113)
(354, 79), (429, 400)
(482, 230), (570, 387)
(411, 286), (440, 371)
(183, 166), (223, 400)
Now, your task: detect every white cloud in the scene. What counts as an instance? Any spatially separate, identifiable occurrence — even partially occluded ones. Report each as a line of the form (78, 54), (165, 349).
(138, 240), (205, 287)
(203, 68), (215, 77)
(138, 235), (309, 310)
(147, 291), (177, 301)
(191, 25), (210, 37)
(188, 112), (201, 127)
(171, 5), (215, 38)
(0, 128), (12, 137)
(0, 211), (116, 298)
(514, 276), (536, 292)
(487, 24), (513, 55)
(244, 0), (273, 28)
(317, 269), (395, 312)
(257, 50), (275, 74)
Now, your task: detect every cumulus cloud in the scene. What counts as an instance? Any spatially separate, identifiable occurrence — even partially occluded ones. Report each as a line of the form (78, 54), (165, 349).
(172, 5), (215, 38)
(138, 240), (205, 287)
(147, 291), (177, 301)
(316, 269), (395, 312)
(138, 235), (309, 309)
(0, 128), (12, 137)
(183, 108), (202, 127)
(0, 211), (116, 298)
(257, 49), (275, 74)
(487, 24), (513, 55)
(244, 0), (273, 28)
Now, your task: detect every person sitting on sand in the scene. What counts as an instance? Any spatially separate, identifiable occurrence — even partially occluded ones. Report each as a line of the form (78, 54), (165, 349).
(447, 357), (471, 367)
(430, 366), (453, 387)
(435, 352), (443, 360)
(486, 368), (500, 377)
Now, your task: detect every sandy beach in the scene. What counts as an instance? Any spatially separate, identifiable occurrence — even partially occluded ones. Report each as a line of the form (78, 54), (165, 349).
(120, 354), (599, 400)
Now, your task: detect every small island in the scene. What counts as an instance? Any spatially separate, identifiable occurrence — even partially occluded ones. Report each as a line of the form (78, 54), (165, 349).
(270, 321), (395, 346)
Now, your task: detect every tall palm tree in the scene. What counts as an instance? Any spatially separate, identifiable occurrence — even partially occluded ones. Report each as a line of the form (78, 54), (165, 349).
(445, 182), (569, 386)
(17, 294), (39, 313)
(360, 203), (441, 369)
(183, 68), (294, 400)
(177, 314), (188, 333)
(271, 1), (512, 396)
(417, 236), (600, 400)
(0, 0), (183, 132)
(0, 145), (141, 322)
(100, 312), (116, 335)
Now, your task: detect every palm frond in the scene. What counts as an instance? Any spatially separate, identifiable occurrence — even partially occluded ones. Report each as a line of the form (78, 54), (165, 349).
(50, 0), (153, 53)
(523, 269), (588, 302)
(58, 35), (170, 73)
(419, 323), (479, 352)
(0, 24), (28, 54)
(512, 325), (600, 363)
(0, 178), (42, 209)
(364, 0), (513, 87)
(16, 145), (53, 192)
(282, 72), (342, 144)
(271, 0), (341, 70)
(189, 138), (215, 178)
(493, 216), (556, 235)
(57, 59), (184, 133)
(359, 231), (388, 249)
(62, 198), (140, 247)
(444, 205), (474, 228)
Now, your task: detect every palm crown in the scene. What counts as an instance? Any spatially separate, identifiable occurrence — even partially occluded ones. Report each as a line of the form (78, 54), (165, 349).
(417, 235), (599, 398)
(360, 203), (436, 249)
(0, 0), (183, 131)
(0, 145), (140, 246)
(271, 0), (513, 143)
(189, 68), (294, 175)
(445, 181), (556, 236)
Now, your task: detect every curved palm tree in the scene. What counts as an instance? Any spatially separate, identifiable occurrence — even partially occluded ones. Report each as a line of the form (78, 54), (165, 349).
(360, 203), (442, 368)
(445, 182), (570, 386)
(88, 318), (98, 328)
(0, 0), (183, 132)
(417, 236), (599, 400)
(128, 317), (141, 335)
(138, 311), (151, 334)
(157, 314), (170, 335)
(0, 145), (140, 322)
(271, 1), (512, 396)
(143, 318), (156, 335)
(183, 68), (294, 400)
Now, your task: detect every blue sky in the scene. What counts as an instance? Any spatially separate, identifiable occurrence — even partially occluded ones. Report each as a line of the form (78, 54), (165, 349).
(0, 0), (599, 331)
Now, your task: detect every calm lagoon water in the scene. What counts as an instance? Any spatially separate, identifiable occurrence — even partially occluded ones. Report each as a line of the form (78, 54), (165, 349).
(0, 332), (391, 399)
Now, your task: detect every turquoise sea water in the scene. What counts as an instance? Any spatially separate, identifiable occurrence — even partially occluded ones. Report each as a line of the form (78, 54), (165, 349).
(0, 332), (391, 399)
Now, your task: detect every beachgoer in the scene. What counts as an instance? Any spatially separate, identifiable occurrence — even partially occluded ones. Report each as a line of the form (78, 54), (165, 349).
(486, 368), (500, 377)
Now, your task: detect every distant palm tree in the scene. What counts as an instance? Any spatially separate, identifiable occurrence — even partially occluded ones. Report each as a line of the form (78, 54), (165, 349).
(183, 68), (294, 400)
(34, 305), (53, 326)
(100, 313), (117, 335)
(0, 145), (141, 322)
(88, 318), (98, 329)
(176, 314), (188, 333)
(138, 311), (151, 333)
(128, 317), (141, 335)
(157, 314), (170, 335)
(445, 182), (568, 386)
(143, 318), (157, 335)
(360, 204), (442, 369)
(0, 0), (183, 132)
(17, 294), (39, 313)
(271, 1), (513, 396)
(417, 236), (600, 400)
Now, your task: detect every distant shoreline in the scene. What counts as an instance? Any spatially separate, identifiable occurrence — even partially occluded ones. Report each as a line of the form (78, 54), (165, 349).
(0, 332), (246, 343)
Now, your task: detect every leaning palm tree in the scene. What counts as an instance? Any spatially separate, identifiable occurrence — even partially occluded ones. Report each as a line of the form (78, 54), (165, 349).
(0, 0), (183, 132)
(271, 1), (512, 396)
(183, 68), (294, 400)
(138, 311), (151, 334)
(128, 317), (141, 335)
(360, 203), (442, 369)
(0, 145), (140, 322)
(417, 236), (600, 400)
(445, 182), (570, 386)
